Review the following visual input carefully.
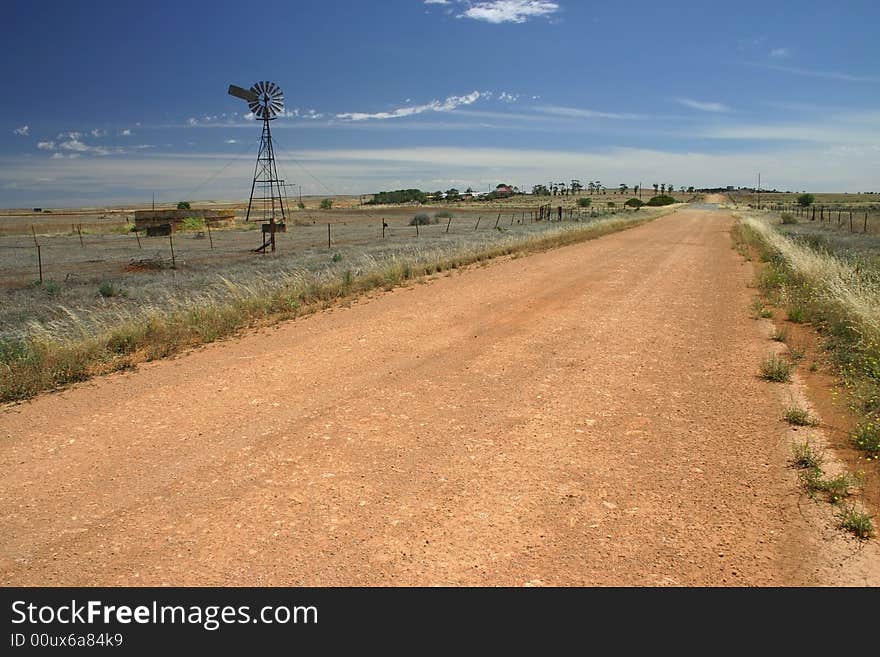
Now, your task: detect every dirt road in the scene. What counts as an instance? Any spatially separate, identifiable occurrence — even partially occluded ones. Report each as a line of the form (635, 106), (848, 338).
(2, 205), (878, 586)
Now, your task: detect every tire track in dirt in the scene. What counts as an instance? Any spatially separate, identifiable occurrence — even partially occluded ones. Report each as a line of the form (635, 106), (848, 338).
(2, 206), (878, 585)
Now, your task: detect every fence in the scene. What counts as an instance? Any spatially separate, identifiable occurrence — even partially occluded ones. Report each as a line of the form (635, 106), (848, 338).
(748, 202), (880, 236)
(0, 206), (624, 288)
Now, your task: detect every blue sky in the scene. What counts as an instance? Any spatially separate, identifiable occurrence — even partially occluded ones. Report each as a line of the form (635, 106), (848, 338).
(1, 0), (878, 207)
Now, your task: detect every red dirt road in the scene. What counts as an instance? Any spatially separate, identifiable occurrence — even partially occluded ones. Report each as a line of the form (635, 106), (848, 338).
(2, 206), (878, 586)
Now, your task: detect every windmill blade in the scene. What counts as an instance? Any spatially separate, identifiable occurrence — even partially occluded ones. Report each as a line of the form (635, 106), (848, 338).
(228, 84), (257, 102)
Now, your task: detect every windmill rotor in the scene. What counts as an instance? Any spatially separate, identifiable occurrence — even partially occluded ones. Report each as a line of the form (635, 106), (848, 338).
(243, 80), (285, 120)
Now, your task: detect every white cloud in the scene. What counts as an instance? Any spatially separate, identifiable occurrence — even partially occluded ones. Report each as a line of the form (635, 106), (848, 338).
(13, 125), (29, 136)
(701, 111), (880, 145)
(675, 98), (731, 113)
(424, 0), (449, 3)
(90, 128), (106, 138)
(120, 129), (132, 136)
(498, 91), (520, 103)
(337, 91), (483, 121)
(37, 141), (56, 151)
(761, 63), (879, 83)
(535, 105), (648, 120)
(458, 1), (559, 24)
(225, 139), (238, 144)
(769, 47), (791, 58)
(58, 137), (112, 156)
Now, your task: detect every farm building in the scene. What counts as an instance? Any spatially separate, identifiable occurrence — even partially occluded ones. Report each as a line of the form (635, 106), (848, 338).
(133, 209), (236, 234)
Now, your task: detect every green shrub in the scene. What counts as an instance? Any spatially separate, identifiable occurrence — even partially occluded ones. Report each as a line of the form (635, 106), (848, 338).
(625, 198), (642, 209)
(296, 201), (305, 210)
(838, 506), (874, 539)
(796, 193), (815, 207)
(410, 213), (437, 226)
(577, 198), (591, 208)
(852, 422), (880, 454)
(787, 306), (807, 324)
(176, 201), (191, 210)
(98, 281), (121, 298)
(645, 195), (676, 207)
(791, 441), (823, 470)
(180, 216), (205, 231)
(760, 354), (794, 382)
(784, 405), (816, 426)
(780, 213), (798, 225)
(320, 198), (333, 210)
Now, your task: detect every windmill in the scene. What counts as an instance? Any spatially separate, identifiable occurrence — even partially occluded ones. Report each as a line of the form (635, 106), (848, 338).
(228, 81), (288, 252)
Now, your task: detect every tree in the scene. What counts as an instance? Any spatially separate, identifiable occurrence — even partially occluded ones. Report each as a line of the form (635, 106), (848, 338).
(660, 184), (666, 194)
(177, 201), (191, 210)
(797, 193), (815, 207)
(532, 184), (550, 196)
(687, 186), (695, 193)
(571, 180), (582, 195)
(320, 198), (333, 210)
(653, 183), (659, 194)
(446, 188), (460, 201)
(619, 183), (628, 195)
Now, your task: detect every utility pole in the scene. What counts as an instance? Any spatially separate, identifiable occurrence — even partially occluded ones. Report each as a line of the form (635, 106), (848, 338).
(757, 172), (761, 207)
(152, 193), (155, 211)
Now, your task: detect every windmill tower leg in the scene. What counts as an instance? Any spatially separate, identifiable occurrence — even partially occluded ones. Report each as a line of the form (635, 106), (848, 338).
(247, 117), (287, 253)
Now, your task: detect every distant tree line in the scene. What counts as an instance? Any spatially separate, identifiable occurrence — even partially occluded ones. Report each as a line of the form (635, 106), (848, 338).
(365, 189), (428, 205)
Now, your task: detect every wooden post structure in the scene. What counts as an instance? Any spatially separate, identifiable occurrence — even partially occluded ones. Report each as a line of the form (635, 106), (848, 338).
(328, 222), (331, 248)
(36, 245), (42, 284)
(865, 212), (869, 233)
(134, 229), (142, 249)
(206, 221), (214, 249)
(169, 234), (176, 268)
(446, 217), (452, 233)
(474, 216), (481, 231)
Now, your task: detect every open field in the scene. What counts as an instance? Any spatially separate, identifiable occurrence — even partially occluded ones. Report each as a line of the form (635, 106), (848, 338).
(3, 203), (878, 586)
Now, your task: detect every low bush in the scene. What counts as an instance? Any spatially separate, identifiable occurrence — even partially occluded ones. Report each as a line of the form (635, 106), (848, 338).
(410, 213), (437, 226)
(780, 213), (798, 225)
(760, 354), (794, 382)
(577, 198), (591, 208)
(645, 195), (677, 207)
